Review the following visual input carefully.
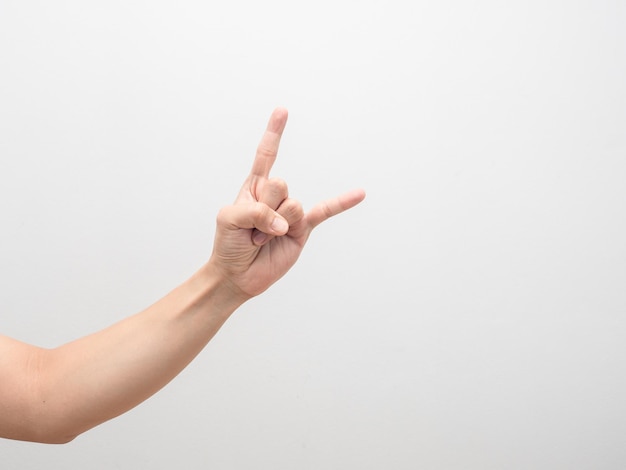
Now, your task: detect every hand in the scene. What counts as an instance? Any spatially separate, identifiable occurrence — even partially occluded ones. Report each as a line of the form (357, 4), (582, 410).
(209, 108), (365, 300)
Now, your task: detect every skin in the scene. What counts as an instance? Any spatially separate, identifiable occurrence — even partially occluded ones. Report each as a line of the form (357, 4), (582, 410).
(0, 108), (365, 444)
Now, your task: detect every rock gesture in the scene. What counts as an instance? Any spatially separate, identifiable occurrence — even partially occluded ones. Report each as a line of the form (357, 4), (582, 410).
(0, 108), (364, 443)
(210, 107), (366, 299)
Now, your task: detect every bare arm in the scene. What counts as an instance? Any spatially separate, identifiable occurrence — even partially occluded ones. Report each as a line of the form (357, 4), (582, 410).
(0, 265), (239, 444)
(0, 108), (365, 444)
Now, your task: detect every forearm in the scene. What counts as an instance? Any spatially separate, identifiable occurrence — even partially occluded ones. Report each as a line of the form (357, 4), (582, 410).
(28, 263), (242, 443)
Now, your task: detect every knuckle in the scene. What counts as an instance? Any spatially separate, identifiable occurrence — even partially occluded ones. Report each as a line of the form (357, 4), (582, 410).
(287, 199), (303, 216)
(216, 206), (231, 225)
(321, 201), (334, 219)
(279, 199), (304, 224)
(267, 177), (289, 197)
(256, 143), (275, 159)
(252, 202), (270, 221)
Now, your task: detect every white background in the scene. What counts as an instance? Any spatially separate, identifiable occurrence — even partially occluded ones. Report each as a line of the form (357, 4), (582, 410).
(1, 1), (625, 469)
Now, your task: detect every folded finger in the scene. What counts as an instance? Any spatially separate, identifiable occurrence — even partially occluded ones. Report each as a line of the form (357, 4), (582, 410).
(217, 202), (289, 236)
(252, 198), (304, 246)
(257, 177), (289, 210)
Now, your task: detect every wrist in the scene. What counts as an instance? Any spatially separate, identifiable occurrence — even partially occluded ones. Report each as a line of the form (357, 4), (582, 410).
(192, 261), (251, 314)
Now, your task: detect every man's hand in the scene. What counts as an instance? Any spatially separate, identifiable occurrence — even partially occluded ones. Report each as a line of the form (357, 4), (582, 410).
(0, 108), (364, 444)
(209, 107), (365, 300)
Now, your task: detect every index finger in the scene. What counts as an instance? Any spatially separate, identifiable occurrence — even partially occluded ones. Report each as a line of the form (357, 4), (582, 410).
(249, 107), (289, 178)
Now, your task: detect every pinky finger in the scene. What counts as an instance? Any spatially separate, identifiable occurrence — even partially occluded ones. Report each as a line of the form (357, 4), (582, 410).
(306, 188), (366, 230)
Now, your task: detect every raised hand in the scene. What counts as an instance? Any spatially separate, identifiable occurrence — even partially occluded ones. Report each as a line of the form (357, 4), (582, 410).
(209, 108), (365, 300)
(0, 107), (364, 445)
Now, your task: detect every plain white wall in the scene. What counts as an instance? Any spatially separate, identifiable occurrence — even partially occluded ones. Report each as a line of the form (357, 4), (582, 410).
(1, 1), (625, 469)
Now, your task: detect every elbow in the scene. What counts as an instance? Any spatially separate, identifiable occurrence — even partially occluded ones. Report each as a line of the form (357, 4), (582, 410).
(25, 403), (85, 444)
(27, 434), (78, 445)
(40, 434), (79, 445)
(15, 417), (81, 444)
(21, 352), (81, 444)
(7, 423), (80, 445)
(3, 346), (82, 444)
(32, 428), (79, 445)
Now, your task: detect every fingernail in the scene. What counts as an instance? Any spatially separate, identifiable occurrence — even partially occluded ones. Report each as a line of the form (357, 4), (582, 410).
(253, 231), (268, 245)
(271, 217), (288, 233)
